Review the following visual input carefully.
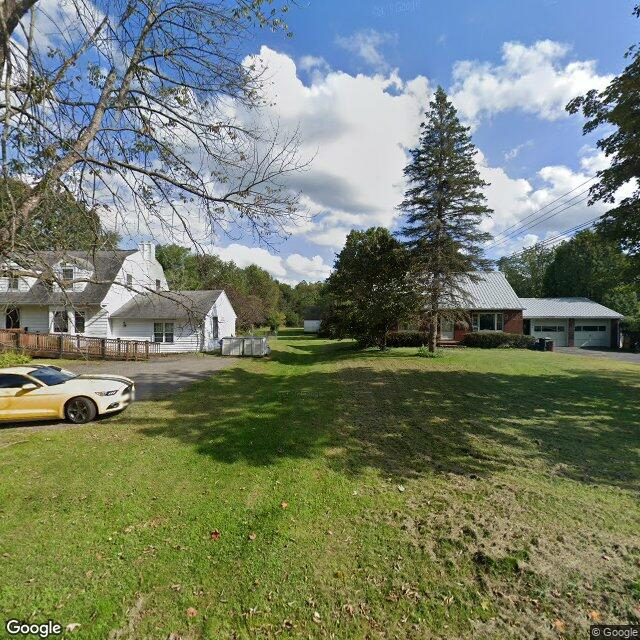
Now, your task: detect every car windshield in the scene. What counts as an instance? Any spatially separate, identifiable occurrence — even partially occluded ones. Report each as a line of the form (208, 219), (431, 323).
(28, 366), (78, 386)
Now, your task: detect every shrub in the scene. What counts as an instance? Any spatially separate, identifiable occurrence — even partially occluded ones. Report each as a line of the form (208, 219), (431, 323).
(385, 331), (429, 347)
(0, 351), (31, 367)
(417, 346), (443, 358)
(462, 332), (535, 349)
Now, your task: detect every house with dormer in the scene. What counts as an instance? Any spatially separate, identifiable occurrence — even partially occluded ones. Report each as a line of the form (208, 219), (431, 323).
(0, 243), (236, 353)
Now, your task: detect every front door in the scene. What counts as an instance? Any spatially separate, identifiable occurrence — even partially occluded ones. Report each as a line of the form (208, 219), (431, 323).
(440, 320), (455, 341)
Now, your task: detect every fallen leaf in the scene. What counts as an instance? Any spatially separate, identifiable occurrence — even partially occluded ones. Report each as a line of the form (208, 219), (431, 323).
(553, 619), (566, 632)
(280, 501), (288, 509)
(66, 623), (81, 632)
(171, 584), (181, 592)
(282, 620), (294, 630)
(588, 610), (602, 622)
(210, 530), (221, 540)
(312, 611), (321, 623)
(342, 604), (356, 617)
(186, 607), (198, 618)
(248, 533), (257, 541)
(397, 485), (405, 493)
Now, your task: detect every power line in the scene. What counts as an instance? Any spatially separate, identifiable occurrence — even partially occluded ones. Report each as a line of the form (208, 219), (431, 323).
(489, 193), (591, 249)
(499, 214), (602, 262)
(486, 176), (596, 249)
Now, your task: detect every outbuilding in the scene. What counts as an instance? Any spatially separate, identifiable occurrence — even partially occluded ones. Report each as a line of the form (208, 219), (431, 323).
(519, 298), (623, 348)
(303, 306), (323, 333)
(110, 289), (236, 353)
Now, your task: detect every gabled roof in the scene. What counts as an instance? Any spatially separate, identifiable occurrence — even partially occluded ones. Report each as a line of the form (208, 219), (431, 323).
(446, 271), (523, 310)
(0, 250), (136, 305)
(111, 290), (223, 319)
(519, 298), (624, 319)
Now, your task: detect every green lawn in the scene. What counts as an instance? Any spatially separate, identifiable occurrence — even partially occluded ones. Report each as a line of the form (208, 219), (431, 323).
(1, 332), (639, 639)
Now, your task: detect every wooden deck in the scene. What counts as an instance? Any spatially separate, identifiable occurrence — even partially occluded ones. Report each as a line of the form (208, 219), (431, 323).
(0, 329), (161, 361)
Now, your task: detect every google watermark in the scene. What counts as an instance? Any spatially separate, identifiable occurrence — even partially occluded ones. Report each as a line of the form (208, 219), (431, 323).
(5, 619), (62, 638)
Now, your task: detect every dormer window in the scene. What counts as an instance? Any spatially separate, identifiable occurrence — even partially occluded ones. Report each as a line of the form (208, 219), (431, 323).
(62, 267), (74, 290)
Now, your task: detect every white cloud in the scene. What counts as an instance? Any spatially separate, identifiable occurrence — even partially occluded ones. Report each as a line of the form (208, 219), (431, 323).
(504, 139), (533, 161)
(451, 40), (612, 127)
(211, 243), (288, 278)
(335, 29), (396, 72)
(285, 253), (332, 280)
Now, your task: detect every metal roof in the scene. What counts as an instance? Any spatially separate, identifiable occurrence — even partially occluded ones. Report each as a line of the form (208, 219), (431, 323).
(111, 290), (223, 319)
(0, 250), (136, 306)
(444, 271), (523, 310)
(519, 298), (624, 319)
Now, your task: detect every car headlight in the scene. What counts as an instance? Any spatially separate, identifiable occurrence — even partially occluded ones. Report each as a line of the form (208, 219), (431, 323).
(95, 389), (119, 396)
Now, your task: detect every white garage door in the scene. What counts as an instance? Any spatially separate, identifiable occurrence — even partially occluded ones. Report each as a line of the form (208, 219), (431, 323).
(531, 320), (568, 347)
(574, 321), (610, 347)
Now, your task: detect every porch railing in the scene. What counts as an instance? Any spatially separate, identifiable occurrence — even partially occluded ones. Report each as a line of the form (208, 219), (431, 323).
(0, 329), (161, 360)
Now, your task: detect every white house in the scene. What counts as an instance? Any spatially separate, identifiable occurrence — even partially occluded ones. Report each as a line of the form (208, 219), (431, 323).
(0, 243), (236, 353)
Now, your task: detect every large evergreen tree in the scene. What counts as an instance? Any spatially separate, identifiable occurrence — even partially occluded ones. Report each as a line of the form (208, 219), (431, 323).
(399, 87), (493, 351)
(566, 4), (640, 258)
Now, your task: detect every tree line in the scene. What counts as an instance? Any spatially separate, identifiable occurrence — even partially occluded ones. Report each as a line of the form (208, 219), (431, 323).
(498, 232), (639, 320)
(155, 245), (326, 332)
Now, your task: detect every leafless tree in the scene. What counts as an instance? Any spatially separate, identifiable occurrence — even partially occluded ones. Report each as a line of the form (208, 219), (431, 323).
(0, 0), (306, 286)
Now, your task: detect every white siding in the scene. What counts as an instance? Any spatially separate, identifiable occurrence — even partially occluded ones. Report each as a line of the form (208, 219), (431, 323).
(84, 307), (109, 337)
(211, 291), (236, 340)
(111, 318), (202, 353)
(304, 320), (321, 333)
(18, 306), (49, 333)
(101, 247), (168, 328)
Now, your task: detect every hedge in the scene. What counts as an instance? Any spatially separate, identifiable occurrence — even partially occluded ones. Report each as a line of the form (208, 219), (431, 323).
(385, 331), (430, 347)
(462, 332), (535, 349)
(0, 351), (32, 367)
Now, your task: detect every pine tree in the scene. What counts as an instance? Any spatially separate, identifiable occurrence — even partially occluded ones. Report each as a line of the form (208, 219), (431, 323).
(399, 87), (493, 351)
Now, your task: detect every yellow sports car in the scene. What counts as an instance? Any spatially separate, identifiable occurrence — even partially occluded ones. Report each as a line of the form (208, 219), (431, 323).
(0, 364), (135, 424)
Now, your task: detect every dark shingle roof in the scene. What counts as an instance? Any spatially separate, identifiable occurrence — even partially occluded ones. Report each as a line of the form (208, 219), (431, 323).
(0, 250), (136, 305)
(111, 290), (223, 319)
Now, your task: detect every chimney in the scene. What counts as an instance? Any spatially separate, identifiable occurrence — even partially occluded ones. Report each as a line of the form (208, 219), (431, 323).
(137, 242), (155, 261)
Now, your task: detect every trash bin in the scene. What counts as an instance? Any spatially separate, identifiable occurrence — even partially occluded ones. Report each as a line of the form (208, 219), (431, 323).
(535, 337), (546, 351)
(544, 338), (554, 352)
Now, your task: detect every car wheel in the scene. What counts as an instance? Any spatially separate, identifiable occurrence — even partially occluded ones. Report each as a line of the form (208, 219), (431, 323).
(65, 397), (97, 424)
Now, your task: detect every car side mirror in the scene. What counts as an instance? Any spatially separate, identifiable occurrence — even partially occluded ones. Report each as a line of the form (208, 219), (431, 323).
(21, 383), (38, 391)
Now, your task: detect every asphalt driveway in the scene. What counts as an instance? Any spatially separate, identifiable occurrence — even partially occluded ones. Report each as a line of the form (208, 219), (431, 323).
(56, 354), (236, 400)
(555, 347), (640, 364)
(1, 354), (236, 430)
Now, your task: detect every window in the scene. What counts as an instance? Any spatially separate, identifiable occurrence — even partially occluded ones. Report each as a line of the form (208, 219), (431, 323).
(5, 308), (20, 329)
(534, 325), (564, 332)
(153, 322), (174, 343)
(8, 275), (19, 290)
(53, 310), (69, 333)
(575, 325), (606, 332)
(0, 374), (29, 388)
(75, 311), (85, 333)
(126, 273), (133, 286)
(155, 279), (161, 291)
(61, 267), (74, 290)
(472, 312), (503, 332)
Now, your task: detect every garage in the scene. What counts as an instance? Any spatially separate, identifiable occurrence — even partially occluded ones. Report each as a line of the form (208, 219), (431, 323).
(530, 320), (568, 347)
(574, 320), (610, 347)
(520, 298), (623, 350)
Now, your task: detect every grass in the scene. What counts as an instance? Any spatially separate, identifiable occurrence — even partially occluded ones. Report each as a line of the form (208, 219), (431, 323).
(1, 331), (639, 638)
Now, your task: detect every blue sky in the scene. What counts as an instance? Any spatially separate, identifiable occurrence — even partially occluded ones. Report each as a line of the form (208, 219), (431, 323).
(170, 1), (639, 282)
